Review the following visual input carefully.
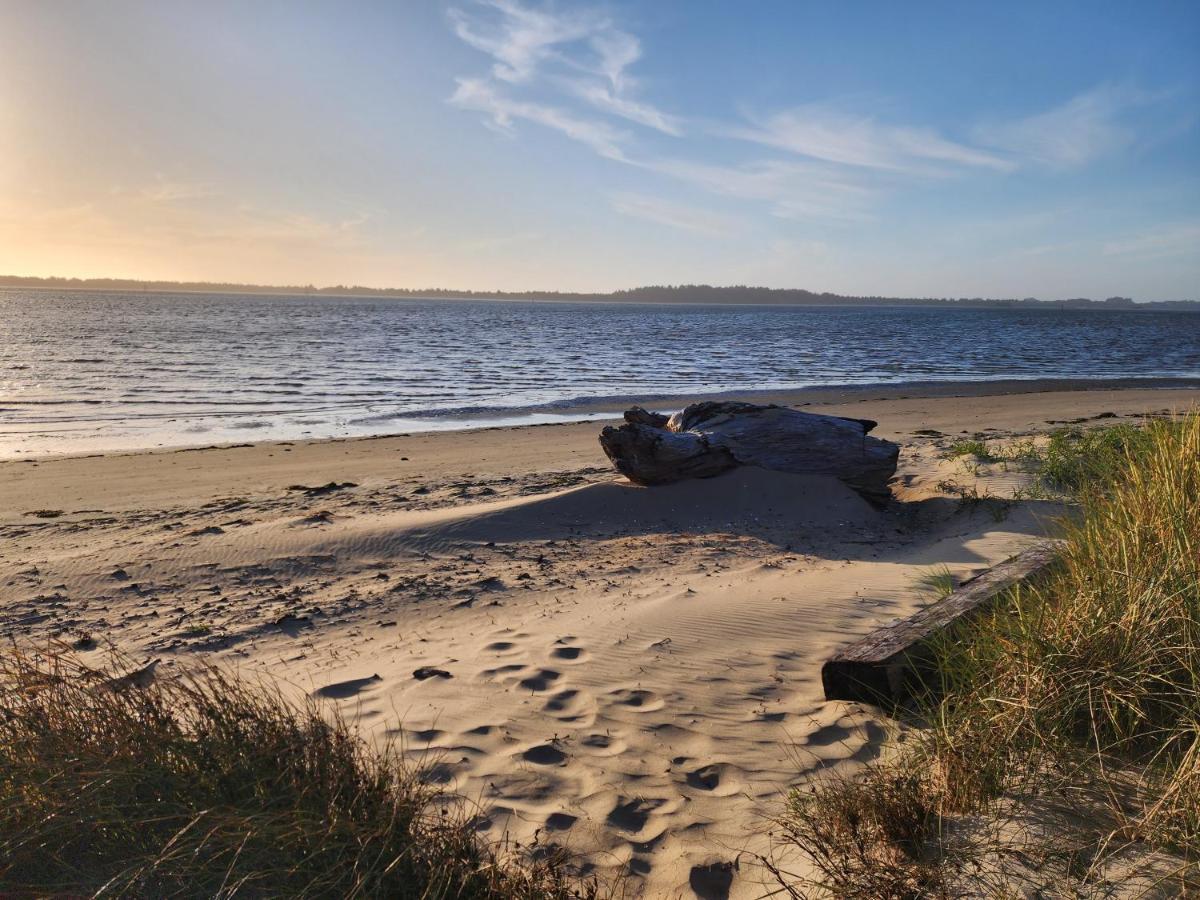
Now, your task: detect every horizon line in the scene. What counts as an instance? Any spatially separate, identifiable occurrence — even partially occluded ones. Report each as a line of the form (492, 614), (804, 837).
(2, 274), (1197, 306)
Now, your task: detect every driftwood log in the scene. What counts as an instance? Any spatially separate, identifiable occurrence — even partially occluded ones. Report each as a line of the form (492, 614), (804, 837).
(599, 401), (900, 502)
(822, 543), (1060, 706)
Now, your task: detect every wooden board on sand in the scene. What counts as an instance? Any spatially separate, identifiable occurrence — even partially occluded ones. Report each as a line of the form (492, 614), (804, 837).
(822, 542), (1061, 706)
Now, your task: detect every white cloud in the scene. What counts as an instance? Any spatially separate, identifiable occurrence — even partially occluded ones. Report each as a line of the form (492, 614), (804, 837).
(728, 105), (1012, 173)
(590, 29), (639, 91)
(974, 84), (1148, 169)
(448, 0), (597, 84)
(450, 77), (628, 160)
(610, 192), (741, 237)
(642, 157), (874, 222)
(568, 81), (682, 135)
(448, 0), (680, 136)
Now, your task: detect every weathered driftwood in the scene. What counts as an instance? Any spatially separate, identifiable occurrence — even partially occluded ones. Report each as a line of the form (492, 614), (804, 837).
(821, 543), (1060, 706)
(598, 401), (899, 501)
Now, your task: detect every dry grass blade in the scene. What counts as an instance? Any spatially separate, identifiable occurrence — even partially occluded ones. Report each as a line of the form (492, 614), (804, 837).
(0, 646), (594, 899)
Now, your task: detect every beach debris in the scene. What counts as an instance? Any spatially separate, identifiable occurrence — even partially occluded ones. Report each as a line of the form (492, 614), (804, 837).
(71, 632), (97, 651)
(296, 511), (334, 526)
(103, 658), (160, 691)
(413, 666), (453, 680)
(271, 612), (312, 631)
(599, 401), (899, 502)
(286, 481), (357, 496)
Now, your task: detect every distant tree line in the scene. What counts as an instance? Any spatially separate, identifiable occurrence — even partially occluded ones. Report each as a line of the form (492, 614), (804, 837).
(0, 274), (1194, 310)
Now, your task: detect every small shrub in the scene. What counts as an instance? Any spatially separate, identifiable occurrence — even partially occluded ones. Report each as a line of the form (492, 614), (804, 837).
(770, 762), (964, 899)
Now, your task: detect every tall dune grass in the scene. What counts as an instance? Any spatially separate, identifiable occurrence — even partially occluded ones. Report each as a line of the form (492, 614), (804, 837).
(0, 649), (589, 898)
(776, 414), (1200, 896)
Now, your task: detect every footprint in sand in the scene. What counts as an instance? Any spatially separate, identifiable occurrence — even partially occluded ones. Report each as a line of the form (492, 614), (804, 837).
(542, 688), (596, 724)
(684, 762), (745, 797)
(313, 673), (381, 699)
(483, 640), (518, 654)
(521, 743), (567, 766)
(606, 796), (667, 834)
(689, 861), (737, 900)
(579, 732), (627, 756)
(518, 668), (561, 692)
(478, 662), (528, 680)
(797, 721), (888, 774)
(418, 760), (467, 787)
(804, 721), (852, 748)
(686, 764), (724, 791)
(606, 687), (665, 712)
(550, 644), (587, 662)
(544, 812), (577, 831)
(850, 722), (887, 763)
(404, 727), (443, 744)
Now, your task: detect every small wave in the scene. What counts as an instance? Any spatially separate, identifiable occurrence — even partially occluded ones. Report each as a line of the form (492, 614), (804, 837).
(1, 399), (109, 406)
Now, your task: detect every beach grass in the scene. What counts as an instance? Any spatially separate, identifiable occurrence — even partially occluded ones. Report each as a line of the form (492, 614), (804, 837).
(0, 648), (590, 899)
(775, 413), (1200, 896)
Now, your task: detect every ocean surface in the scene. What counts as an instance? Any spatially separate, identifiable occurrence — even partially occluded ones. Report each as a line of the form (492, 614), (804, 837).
(2, 290), (1198, 457)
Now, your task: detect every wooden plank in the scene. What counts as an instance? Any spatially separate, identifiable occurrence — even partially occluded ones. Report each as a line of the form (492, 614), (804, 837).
(821, 542), (1060, 706)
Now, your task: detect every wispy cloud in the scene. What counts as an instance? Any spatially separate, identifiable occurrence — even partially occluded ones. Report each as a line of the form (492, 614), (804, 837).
(610, 192), (741, 237)
(448, 0), (680, 138)
(450, 76), (628, 160)
(974, 84), (1150, 169)
(448, 0), (597, 84)
(643, 157), (875, 221)
(567, 81), (682, 136)
(728, 105), (1012, 173)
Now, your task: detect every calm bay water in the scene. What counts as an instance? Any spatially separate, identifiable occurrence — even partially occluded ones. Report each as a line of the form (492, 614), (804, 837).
(2, 290), (1197, 457)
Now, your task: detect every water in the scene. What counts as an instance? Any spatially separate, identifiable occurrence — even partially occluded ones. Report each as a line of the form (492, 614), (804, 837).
(2, 290), (1197, 457)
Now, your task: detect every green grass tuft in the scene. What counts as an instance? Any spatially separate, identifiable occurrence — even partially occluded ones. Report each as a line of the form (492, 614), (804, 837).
(917, 566), (958, 599)
(946, 439), (999, 462)
(1039, 422), (1156, 493)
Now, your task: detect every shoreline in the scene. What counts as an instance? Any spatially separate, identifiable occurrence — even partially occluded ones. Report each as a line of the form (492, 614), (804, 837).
(5, 375), (1200, 462)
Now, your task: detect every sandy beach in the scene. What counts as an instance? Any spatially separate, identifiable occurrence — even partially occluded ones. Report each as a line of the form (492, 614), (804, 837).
(3, 380), (1198, 898)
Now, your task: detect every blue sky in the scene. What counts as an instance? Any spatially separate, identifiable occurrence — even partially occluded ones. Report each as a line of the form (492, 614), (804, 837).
(1, 1), (1196, 298)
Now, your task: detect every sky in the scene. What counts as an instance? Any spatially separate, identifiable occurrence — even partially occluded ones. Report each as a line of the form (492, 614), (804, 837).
(0, 1), (1197, 299)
